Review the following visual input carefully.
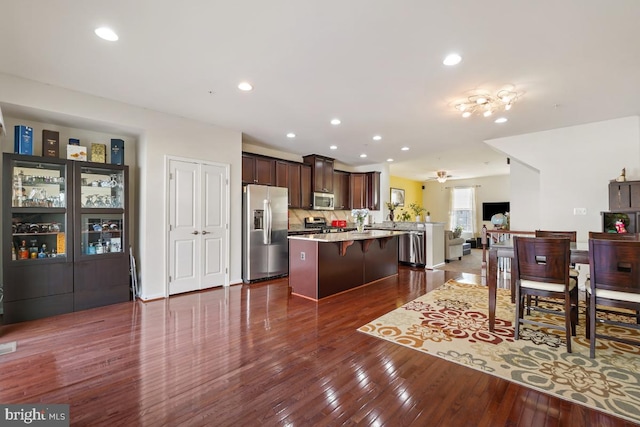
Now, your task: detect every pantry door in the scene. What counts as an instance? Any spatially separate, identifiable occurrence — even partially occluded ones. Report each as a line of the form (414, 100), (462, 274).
(168, 158), (229, 295)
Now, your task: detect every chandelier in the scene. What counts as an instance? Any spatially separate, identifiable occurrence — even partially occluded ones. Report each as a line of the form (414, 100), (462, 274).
(454, 88), (520, 118)
(436, 171), (448, 183)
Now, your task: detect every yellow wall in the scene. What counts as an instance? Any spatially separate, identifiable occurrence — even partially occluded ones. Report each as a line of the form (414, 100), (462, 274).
(389, 176), (425, 216)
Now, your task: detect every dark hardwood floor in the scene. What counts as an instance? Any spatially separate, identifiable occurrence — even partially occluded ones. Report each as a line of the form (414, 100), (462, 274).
(0, 267), (636, 426)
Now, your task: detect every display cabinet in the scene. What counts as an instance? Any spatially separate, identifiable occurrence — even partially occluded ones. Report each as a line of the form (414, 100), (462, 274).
(2, 154), (131, 323)
(3, 153), (73, 323)
(73, 163), (130, 311)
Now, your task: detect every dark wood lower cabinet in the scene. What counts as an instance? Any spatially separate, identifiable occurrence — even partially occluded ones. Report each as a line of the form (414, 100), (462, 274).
(2, 262), (74, 323)
(74, 256), (131, 311)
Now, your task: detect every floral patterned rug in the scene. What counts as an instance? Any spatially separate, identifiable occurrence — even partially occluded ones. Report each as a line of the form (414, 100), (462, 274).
(358, 281), (640, 424)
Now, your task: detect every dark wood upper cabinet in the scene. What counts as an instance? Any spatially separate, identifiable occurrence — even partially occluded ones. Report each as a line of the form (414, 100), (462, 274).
(333, 170), (351, 210)
(365, 171), (381, 211)
(303, 154), (334, 193)
(349, 171), (380, 211)
(350, 173), (366, 209)
(242, 153), (275, 186)
(300, 164), (312, 209)
(276, 161), (303, 208)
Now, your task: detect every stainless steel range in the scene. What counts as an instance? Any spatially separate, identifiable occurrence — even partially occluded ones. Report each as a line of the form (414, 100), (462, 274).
(304, 216), (352, 233)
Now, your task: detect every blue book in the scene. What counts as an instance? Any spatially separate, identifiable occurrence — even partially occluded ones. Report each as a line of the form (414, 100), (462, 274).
(14, 125), (33, 155)
(110, 139), (124, 165)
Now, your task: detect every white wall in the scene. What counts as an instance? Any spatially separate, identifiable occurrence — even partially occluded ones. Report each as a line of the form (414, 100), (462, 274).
(486, 116), (640, 242)
(423, 174), (510, 236)
(0, 73), (243, 300)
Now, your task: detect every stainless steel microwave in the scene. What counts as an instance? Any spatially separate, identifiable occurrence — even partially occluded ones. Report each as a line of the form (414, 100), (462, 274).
(313, 192), (334, 210)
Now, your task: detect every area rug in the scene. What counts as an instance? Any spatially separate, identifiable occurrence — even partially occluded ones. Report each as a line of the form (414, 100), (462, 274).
(358, 281), (640, 424)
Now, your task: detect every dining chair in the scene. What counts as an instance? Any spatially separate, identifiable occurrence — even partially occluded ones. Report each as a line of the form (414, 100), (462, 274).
(588, 232), (640, 240)
(533, 230), (580, 313)
(535, 230), (579, 278)
(586, 238), (640, 358)
(513, 236), (578, 353)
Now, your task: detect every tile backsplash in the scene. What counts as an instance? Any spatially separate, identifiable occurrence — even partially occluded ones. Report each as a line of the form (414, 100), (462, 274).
(289, 209), (352, 226)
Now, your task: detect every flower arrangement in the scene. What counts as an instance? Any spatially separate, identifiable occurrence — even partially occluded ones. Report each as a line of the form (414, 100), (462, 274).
(398, 210), (412, 222)
(385, 202), (399, 222)
(453, 225), (463, 238)
(408, 202), (427, 217)
(352, 208), (369, 232)
(385, 201), (399, 211)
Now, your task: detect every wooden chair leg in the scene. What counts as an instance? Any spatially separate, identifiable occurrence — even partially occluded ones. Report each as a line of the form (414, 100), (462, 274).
(514, 287), (522, 341)
(589, 295), (596, 358)
(564, 294), (572, 353)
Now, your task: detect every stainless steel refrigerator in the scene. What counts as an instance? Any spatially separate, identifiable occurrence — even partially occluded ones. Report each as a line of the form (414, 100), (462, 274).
(242, 184), (289, 283)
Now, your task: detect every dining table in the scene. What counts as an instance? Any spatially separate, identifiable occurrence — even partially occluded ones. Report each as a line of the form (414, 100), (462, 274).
(487, 237), (589, 332)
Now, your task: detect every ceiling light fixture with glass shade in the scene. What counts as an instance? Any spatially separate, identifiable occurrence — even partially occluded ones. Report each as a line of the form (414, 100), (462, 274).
(436, 170), (449, 183)
(453, 87), (521, 119)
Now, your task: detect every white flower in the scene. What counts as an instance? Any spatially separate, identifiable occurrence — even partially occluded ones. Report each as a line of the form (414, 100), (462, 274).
(351, 209), (369, 222)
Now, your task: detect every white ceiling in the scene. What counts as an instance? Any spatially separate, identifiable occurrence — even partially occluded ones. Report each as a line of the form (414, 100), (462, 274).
(1, 1), (639, 181)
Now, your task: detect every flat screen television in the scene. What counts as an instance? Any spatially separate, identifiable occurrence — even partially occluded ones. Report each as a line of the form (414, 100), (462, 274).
(482, 202), (510, 221)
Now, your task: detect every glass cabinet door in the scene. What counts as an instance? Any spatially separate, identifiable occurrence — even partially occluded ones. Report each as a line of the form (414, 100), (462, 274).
(9, 157), (68, 260)
(77, 165), (126, 256)
(80, 167), (124, 209)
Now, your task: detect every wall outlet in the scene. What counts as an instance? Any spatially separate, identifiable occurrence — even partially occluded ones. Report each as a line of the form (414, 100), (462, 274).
(573, 208), (587, 215)
(300, 252), (305, 260)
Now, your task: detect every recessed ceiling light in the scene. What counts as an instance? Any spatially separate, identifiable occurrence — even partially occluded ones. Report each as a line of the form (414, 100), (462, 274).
(494, 117), (508, 124)
(401, 147), (410, 151)
(95, 27), (118, 41)
(387, 158), (394, 162)
(329, 145), (338, 150)
(372, 135), (382, 141)
(330, 118), (341, 125)
(443, 53), (461, 66)
(238, 82), (253, 91)
(286, 133), (296, 138)
(360, 154), (367, 158)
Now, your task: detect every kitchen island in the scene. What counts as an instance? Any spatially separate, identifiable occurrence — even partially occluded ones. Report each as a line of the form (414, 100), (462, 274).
(288, 230), (405, 300)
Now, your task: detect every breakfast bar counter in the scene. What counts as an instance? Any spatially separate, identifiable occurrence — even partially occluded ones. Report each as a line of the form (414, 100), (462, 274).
(288, 230), (405, 300)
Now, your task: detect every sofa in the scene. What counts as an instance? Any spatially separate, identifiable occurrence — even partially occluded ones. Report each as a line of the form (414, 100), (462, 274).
(445, 230), (465, 262)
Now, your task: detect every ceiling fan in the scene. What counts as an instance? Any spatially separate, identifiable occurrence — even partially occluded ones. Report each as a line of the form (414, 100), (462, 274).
(426, 170), (453, 183)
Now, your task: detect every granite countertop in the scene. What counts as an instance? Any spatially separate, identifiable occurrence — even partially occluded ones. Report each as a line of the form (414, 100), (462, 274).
(288, 229), (407, 242)
(365, 221), (446, 231)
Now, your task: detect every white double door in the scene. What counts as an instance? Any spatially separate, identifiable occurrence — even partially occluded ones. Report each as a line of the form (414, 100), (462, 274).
(168, 158), (229, 295)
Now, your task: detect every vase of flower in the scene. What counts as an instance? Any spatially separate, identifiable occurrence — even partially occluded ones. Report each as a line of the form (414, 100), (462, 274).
(385, 201), (398, 223)
(352, 208), (369, 233)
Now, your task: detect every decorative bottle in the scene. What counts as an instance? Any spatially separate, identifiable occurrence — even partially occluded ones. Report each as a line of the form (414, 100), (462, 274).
(19, 240), (29, 259)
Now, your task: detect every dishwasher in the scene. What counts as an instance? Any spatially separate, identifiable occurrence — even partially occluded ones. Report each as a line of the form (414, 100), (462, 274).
(399, 231), (426, 267)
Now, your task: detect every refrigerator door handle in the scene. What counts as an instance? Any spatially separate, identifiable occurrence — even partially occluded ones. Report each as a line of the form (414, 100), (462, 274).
(264, 199), (272, 245)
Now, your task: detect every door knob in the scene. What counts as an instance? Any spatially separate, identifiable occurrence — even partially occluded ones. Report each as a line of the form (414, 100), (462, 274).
(192, 231), (199, 235)
(202, 231), (209, 235)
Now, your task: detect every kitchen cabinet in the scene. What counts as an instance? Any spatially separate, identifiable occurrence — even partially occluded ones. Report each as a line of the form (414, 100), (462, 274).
(276, 160), (303, 208)
(301, 164), (312, 209)
(350, 173), (366, 209)
(349, 172), (380, 210)
(2, 153), (130, 323)
(365, 171), (381, 211)
(242, 153), (275, 186)
(333, 170), (350, 210)
(303, 154), (334, 193)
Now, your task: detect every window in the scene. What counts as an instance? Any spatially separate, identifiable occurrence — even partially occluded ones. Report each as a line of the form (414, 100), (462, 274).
(449, 187), (476, 234)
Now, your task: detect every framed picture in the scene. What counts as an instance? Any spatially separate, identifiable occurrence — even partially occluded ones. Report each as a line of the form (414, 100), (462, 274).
(390, 188), (405, 207)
